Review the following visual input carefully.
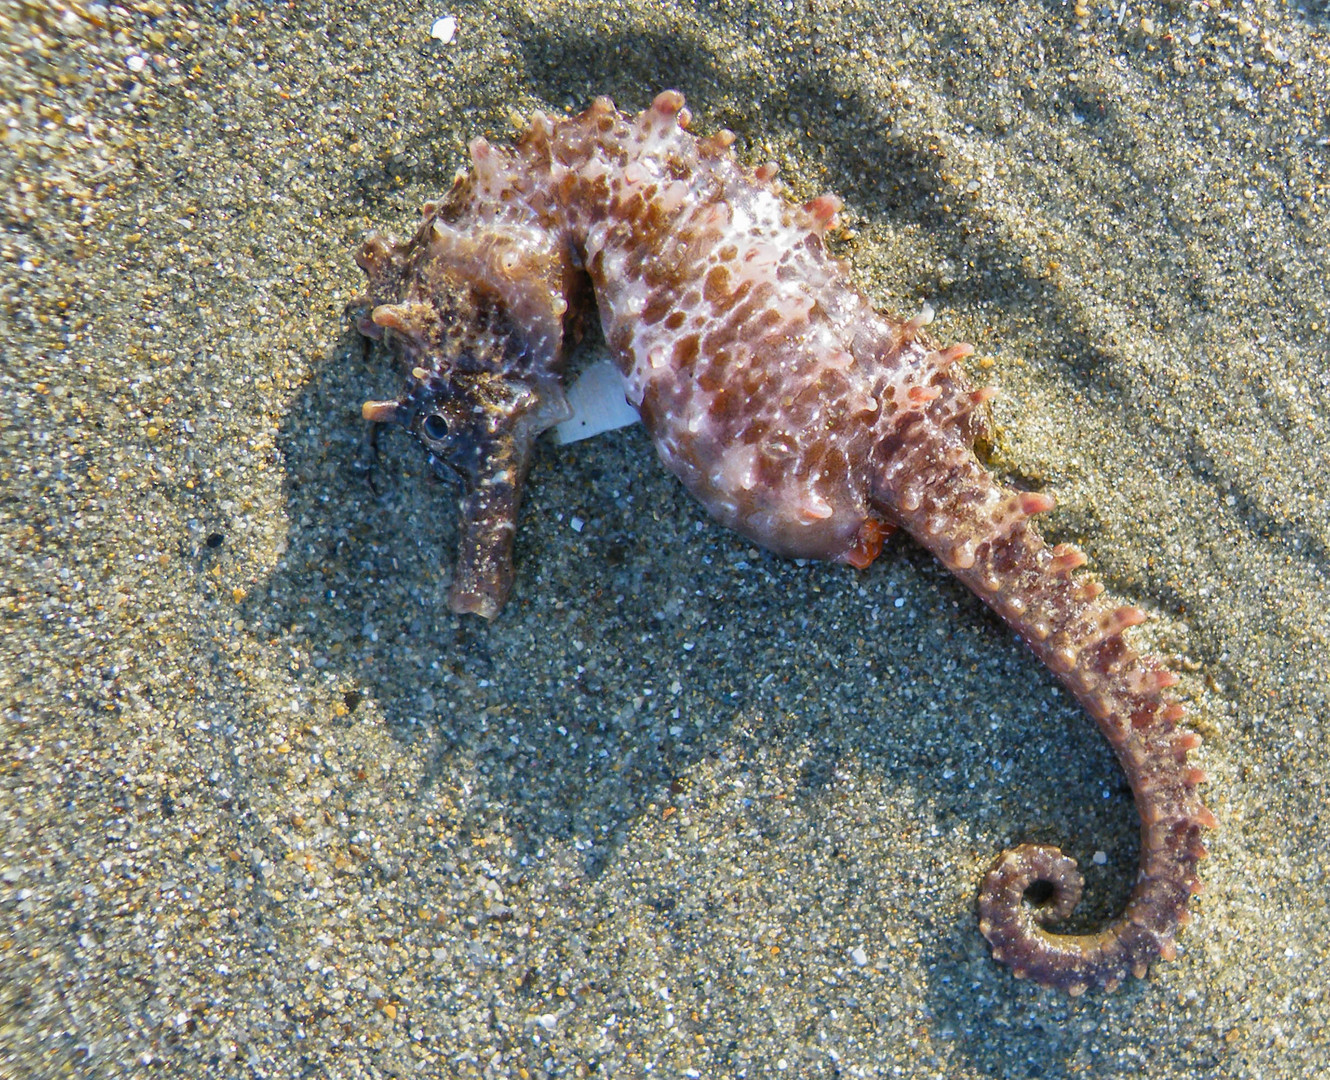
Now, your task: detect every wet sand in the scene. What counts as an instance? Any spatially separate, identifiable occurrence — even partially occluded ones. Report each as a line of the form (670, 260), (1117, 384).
(2, 1), (1328, 1076)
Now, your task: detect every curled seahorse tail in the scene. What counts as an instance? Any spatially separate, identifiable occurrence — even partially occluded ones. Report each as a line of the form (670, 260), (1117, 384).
(974, 678), (1213, 995)
(878, 445), (1213, 994)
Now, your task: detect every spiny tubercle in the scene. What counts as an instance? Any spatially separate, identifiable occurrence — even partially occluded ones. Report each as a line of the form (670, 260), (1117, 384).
(353, 90), (1211, 995)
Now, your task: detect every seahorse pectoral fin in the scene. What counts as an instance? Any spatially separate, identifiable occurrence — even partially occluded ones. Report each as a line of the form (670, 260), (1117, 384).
(838, 515), (898, 570)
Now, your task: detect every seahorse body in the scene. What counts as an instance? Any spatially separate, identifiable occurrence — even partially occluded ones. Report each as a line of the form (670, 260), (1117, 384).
(352, 91), (1213, 994)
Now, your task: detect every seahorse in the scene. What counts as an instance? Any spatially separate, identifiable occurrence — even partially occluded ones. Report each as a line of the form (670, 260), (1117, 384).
(351, 91), (1213, 994)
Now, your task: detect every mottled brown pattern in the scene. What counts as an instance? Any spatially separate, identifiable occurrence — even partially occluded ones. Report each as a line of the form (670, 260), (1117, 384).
(351, 92), (1212, 994)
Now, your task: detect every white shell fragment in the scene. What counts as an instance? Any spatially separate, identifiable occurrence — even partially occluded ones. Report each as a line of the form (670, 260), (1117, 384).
(553, 358), (641, 444)
(430, 16), (457, 44)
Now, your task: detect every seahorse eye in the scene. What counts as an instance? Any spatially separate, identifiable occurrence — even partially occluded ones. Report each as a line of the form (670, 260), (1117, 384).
(422, 413), (449, 441)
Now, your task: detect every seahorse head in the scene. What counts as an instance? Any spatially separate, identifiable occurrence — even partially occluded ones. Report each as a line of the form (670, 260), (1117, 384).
(353, 216), (575, 618)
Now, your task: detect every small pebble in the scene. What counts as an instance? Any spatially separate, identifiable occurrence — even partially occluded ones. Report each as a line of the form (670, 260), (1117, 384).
(430, 16), (457, 44)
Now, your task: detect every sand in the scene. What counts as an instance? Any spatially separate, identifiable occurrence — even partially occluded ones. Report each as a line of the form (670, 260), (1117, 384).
(2, 0), (1328, 1076)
